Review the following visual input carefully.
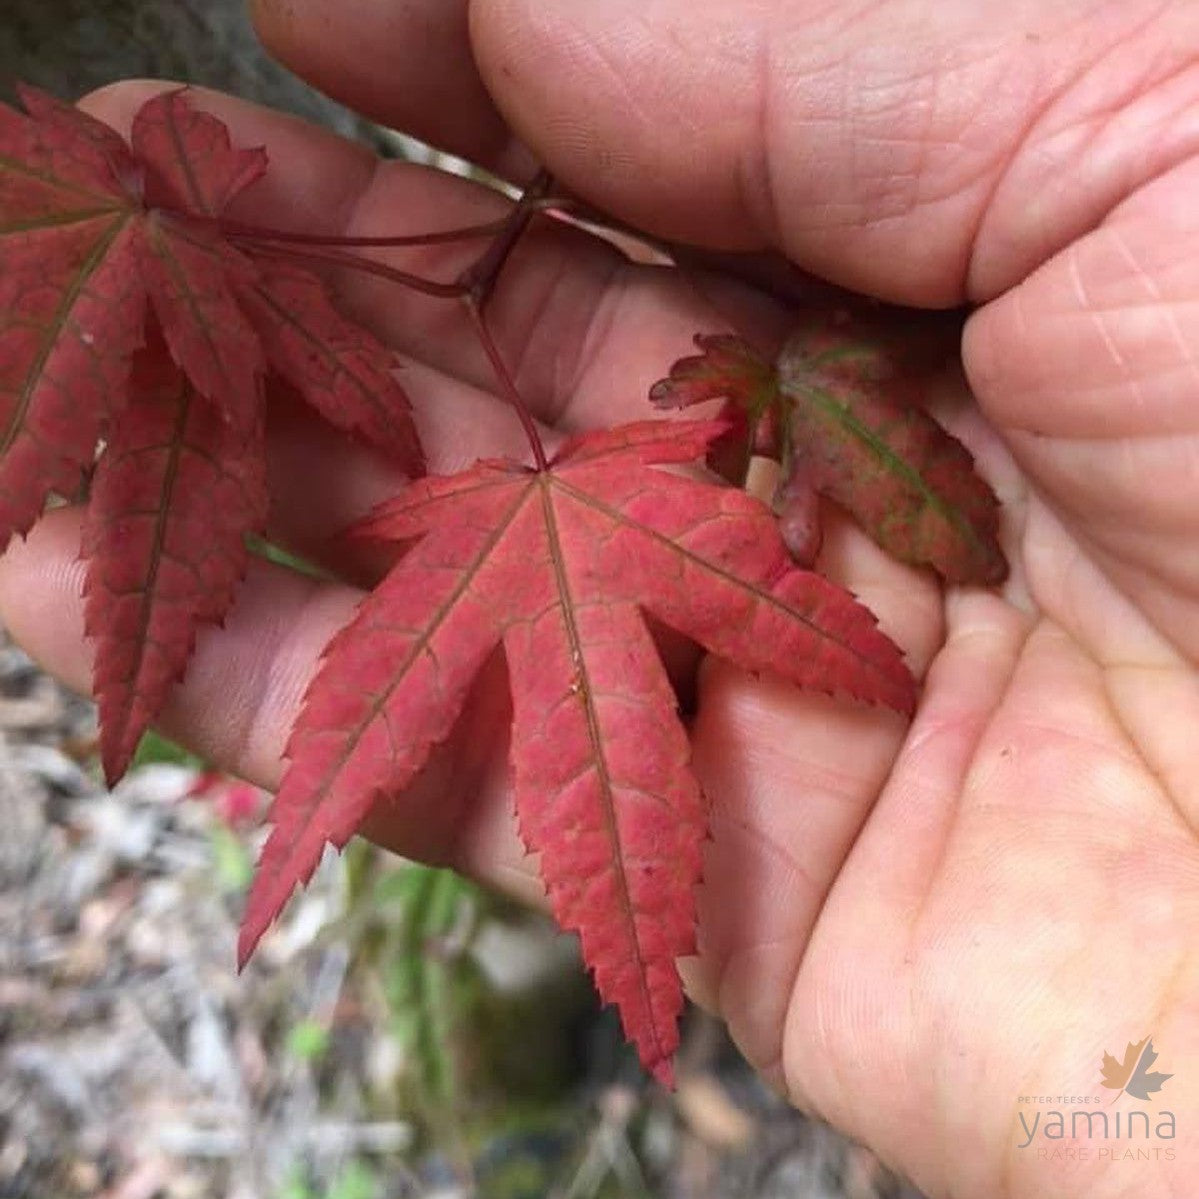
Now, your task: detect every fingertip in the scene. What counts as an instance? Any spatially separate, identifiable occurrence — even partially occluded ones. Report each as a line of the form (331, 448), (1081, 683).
(813, 507), (946, 681)
(76, 79), (377, 234)
(472, 0), (768, 252)
(0, 508), (92, 696)
(76, 78), (173, 127)
(0, 506), (366, 794)
(251, 0), (527, 175)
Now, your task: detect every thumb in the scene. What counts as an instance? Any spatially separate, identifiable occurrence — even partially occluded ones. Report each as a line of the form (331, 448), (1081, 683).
(471, 0), (1198, 304)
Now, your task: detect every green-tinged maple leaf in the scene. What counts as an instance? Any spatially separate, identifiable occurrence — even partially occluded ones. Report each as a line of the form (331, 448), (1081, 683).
(651, 315), (1007, 584)
(777, 318), (1006, 585)
(238, 419), (917, 1086)
(649, 333), (777, 484)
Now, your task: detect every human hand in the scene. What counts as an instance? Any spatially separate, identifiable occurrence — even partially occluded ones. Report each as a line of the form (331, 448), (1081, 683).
(3, 2), (1198, 1196)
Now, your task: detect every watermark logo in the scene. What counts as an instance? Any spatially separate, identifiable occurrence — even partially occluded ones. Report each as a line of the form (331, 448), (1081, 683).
(1014, 1034), (1177, 1162)
(1100, 1036), (1173, 1102)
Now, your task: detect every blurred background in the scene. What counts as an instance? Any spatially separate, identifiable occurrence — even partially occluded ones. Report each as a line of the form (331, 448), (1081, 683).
(0, 4), (928, 1196)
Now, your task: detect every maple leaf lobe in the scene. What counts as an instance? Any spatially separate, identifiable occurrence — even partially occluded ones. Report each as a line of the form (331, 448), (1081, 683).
(235, 263), (424, 470)
(83, 342), (268, 784)
(10, 85), (139, 203)
(649, 333), (775, 413)
(131, 89), (268, 215)
(0, 89), (150, 550)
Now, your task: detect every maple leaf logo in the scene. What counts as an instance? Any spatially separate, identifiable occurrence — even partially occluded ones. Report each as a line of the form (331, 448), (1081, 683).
(238, 420), (917, 1085)
(1100, 1036), (1174, 1101)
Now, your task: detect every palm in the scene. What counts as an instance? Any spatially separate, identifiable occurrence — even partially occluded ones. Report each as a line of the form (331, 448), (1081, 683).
(688, 285), (1199, 1186)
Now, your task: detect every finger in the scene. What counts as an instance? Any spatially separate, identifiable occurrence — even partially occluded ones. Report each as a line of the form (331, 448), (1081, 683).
(964, 154), (1199, 661)
(0, 509), (352, 792)
(249, 0), (534, 180)
(679, 503), (944, 1076)
(779, 589), (1033, 1147)
(79, 82), (791, 432)
(471, 0), (1195, 304)
(0, 507), (544, 903)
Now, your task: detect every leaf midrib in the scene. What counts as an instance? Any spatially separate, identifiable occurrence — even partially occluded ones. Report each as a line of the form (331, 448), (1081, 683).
(108, 376), (194, 748)
(536, 475), (663, 1063)
(161, 103), (209, 215)
(788, 374), (988, 555)
(0, 151), (129, 207)
(0, 203), (128, 236)
(2, 211), (131, 457)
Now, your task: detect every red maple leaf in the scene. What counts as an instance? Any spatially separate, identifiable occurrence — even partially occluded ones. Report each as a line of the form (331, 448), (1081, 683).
(0, 86), (422, 780)
(238, 419), (917, 1085)
(653, 315), (1006, 584)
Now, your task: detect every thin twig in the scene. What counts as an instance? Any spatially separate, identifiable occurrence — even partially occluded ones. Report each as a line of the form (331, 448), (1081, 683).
(458, 169), (556, 310)
(219, 214), (511, 249)
(240, 240), (466, 299)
